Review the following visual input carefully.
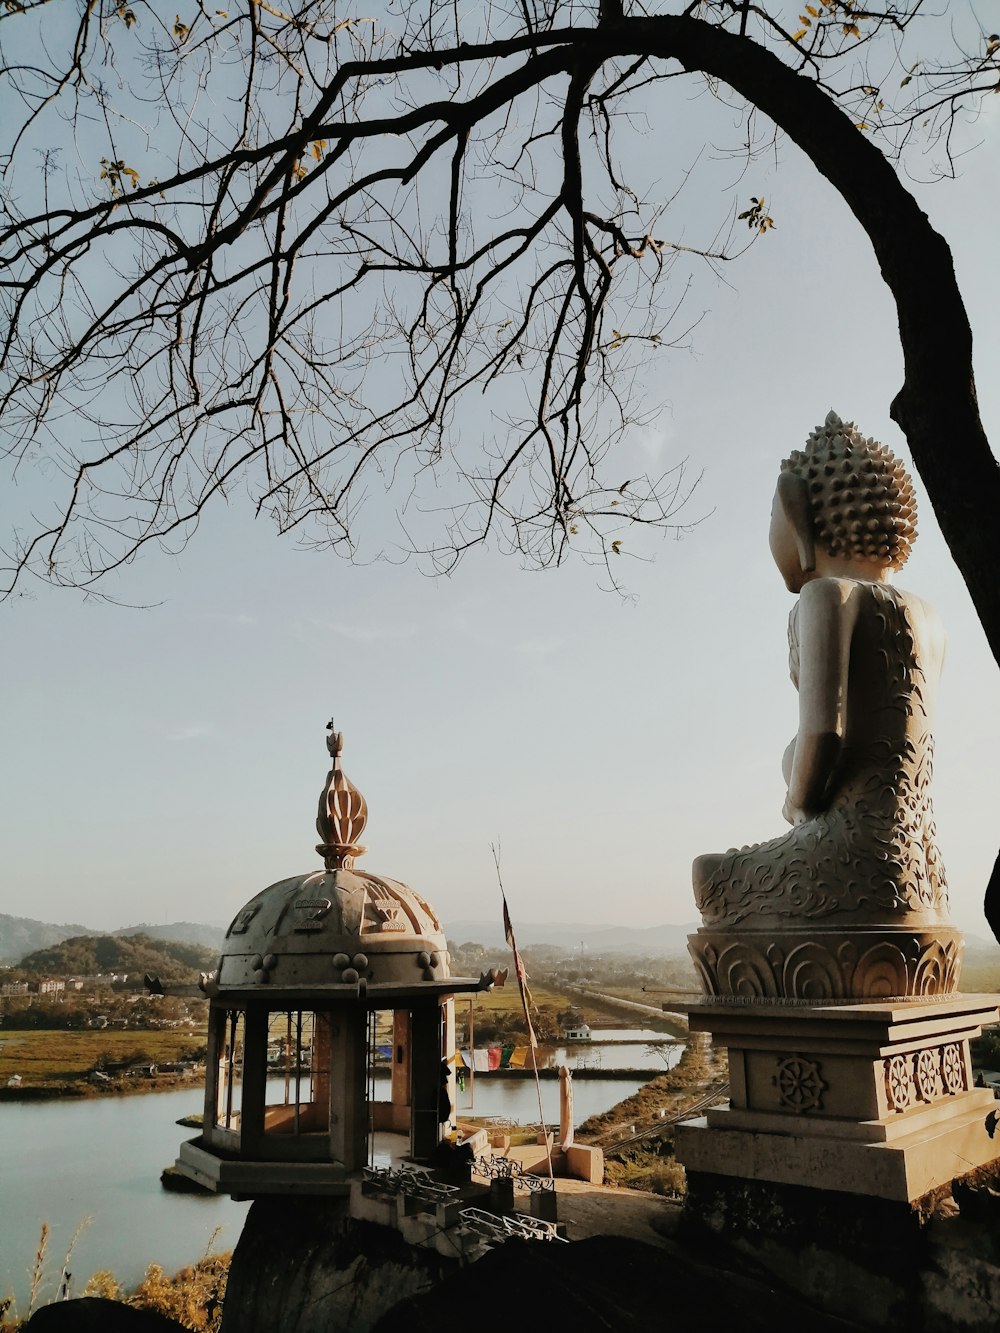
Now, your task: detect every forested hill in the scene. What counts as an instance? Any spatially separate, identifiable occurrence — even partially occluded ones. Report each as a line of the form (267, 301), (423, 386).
(0, 913), (92, 964)
(115, 921), (225, 951)
(0, 913), (226, 963)
(16, 933), (218, 981)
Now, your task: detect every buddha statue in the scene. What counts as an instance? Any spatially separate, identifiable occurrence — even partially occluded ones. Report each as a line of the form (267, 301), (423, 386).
(689, 412), (960, 1000)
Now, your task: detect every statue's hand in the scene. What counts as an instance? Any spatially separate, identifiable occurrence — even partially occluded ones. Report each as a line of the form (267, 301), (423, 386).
(781, 738), (796, 786)
(782, 795), (810, 827)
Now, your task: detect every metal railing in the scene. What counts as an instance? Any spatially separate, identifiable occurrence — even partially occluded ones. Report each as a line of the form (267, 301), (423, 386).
(472, 1152), (555, 1192)
(459, 1207), (566, 1243)
(361, 1163), (461, 1205)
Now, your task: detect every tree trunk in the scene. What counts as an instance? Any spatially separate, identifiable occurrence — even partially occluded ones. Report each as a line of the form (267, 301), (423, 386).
(584, 17), (1000, 670)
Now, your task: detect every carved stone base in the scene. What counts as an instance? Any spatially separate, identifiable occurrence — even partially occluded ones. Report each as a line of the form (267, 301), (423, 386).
(673, 995), (1000, 1203)
(688, 926), (963, 1001)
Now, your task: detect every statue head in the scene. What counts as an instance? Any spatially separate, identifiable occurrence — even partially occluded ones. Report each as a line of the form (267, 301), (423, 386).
(770, 411), (918, 591)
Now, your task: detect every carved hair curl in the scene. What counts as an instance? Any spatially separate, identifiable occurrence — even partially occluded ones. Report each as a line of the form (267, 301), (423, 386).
(780, 411), (917, 569)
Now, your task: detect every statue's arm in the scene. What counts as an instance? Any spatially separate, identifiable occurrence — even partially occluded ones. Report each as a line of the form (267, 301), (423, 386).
(783, 578), (857, 824)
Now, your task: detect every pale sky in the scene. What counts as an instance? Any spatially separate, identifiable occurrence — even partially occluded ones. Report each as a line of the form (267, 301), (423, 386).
(2, 12), (999, 940)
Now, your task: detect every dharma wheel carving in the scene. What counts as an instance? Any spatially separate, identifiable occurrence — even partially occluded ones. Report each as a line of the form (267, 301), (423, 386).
(773, 1055), (827, 1113)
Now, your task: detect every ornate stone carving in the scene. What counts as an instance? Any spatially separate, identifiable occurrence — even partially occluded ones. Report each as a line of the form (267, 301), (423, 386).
(883, 1043), (970, 1113)
(251, 951), (277, 983)
(885, 1054), (914, 1112)
(689, 414), (958, 1001)
(774, 1056), (827, 1113)
(369, 898), (408, 932)
(915, 1048), (940, 1102)
(316, 724), (368, 870)
(293, 896), (333, 933)
(942, 1043), (965, 1094)
(228, 904), (260, 937)
(689, 927), (962, 1001)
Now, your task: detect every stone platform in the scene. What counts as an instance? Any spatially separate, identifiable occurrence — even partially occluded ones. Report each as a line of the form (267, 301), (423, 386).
(674, 994), (1000, 1203)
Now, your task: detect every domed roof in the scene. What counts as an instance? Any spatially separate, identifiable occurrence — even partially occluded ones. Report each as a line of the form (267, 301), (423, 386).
(206, 725), (476, 1000)
(216, 865), (451, 990)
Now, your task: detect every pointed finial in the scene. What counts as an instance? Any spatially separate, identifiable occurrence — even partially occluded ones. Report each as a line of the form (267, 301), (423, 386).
(316, 721), (368, 870)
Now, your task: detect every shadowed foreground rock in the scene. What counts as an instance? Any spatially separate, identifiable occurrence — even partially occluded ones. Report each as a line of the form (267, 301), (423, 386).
(22, 1298), (186, 1332)
(219, 1201), (458, 1333)
(371, 1233), (862, 1333)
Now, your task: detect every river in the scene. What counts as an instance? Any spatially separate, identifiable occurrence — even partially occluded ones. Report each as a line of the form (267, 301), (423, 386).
(0, 1042), (674, 1314)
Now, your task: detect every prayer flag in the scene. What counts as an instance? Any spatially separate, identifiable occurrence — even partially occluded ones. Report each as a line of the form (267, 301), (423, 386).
(502, 891), (538, 1048)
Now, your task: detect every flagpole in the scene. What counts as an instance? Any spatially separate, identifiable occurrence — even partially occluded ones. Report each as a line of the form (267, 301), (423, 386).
(492, 844), (553, 1180)
(527, 1036), (553, 1180)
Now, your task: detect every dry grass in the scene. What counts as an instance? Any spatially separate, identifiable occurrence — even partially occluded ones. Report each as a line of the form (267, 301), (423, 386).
(604, 1153), (688, 1195)
(572, 1037), (729, 1197)
(0, 1029), (202, 1087)
(1, 1225), (229, 1332)
(577, 1038), (725, 1142)
(593, 982), (693, 1010)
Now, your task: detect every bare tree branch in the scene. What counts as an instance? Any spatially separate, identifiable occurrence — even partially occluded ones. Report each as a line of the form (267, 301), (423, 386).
(0, 0), (996, 635)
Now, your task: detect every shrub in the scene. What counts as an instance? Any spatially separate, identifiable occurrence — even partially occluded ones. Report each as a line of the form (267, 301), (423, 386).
(128, 1253), (229, 1331)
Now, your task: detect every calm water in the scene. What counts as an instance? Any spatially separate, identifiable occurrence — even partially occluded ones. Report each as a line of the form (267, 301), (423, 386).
(0, 1060), (661, 1312)
(0, 1086), (249, 1318)
(542, 1039), (680, 1071)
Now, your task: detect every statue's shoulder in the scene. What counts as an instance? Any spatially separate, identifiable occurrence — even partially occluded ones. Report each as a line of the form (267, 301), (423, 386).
(798, 576), (863, 610)
(797, 578), (875, 641)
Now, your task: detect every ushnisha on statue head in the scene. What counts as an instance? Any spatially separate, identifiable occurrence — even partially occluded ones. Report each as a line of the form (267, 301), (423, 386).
(769, 411), (918, 593)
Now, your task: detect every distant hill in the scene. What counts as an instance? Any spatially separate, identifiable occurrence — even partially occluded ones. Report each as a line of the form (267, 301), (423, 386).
(115, 921), (226, 952)
(0, 913), (227, 965)
(445, 919), (698, 954)
(446, 919), (1000, 958)
(964, 933), (1000, 955)
(0, 912), (93, 964)
(17, 932), (219, 982)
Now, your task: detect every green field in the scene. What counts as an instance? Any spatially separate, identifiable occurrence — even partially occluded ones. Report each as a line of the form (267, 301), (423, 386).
(0, 979), (684, 1093)
(459, 981), (685, 1037)
(0, 1030), (203, 1088)
(462, 981), (572, 1016)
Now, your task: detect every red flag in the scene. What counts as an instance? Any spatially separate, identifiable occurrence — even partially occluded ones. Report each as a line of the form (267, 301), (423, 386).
(502, 891), (537, 1049)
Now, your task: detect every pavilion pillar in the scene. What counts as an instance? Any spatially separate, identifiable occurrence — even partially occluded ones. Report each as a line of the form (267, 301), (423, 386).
(238, 1008), (268, 1153)
(391, 1009), (411, 1112)
(329, 1008), (368, 1171)
(410, 1004), (442, 1160)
